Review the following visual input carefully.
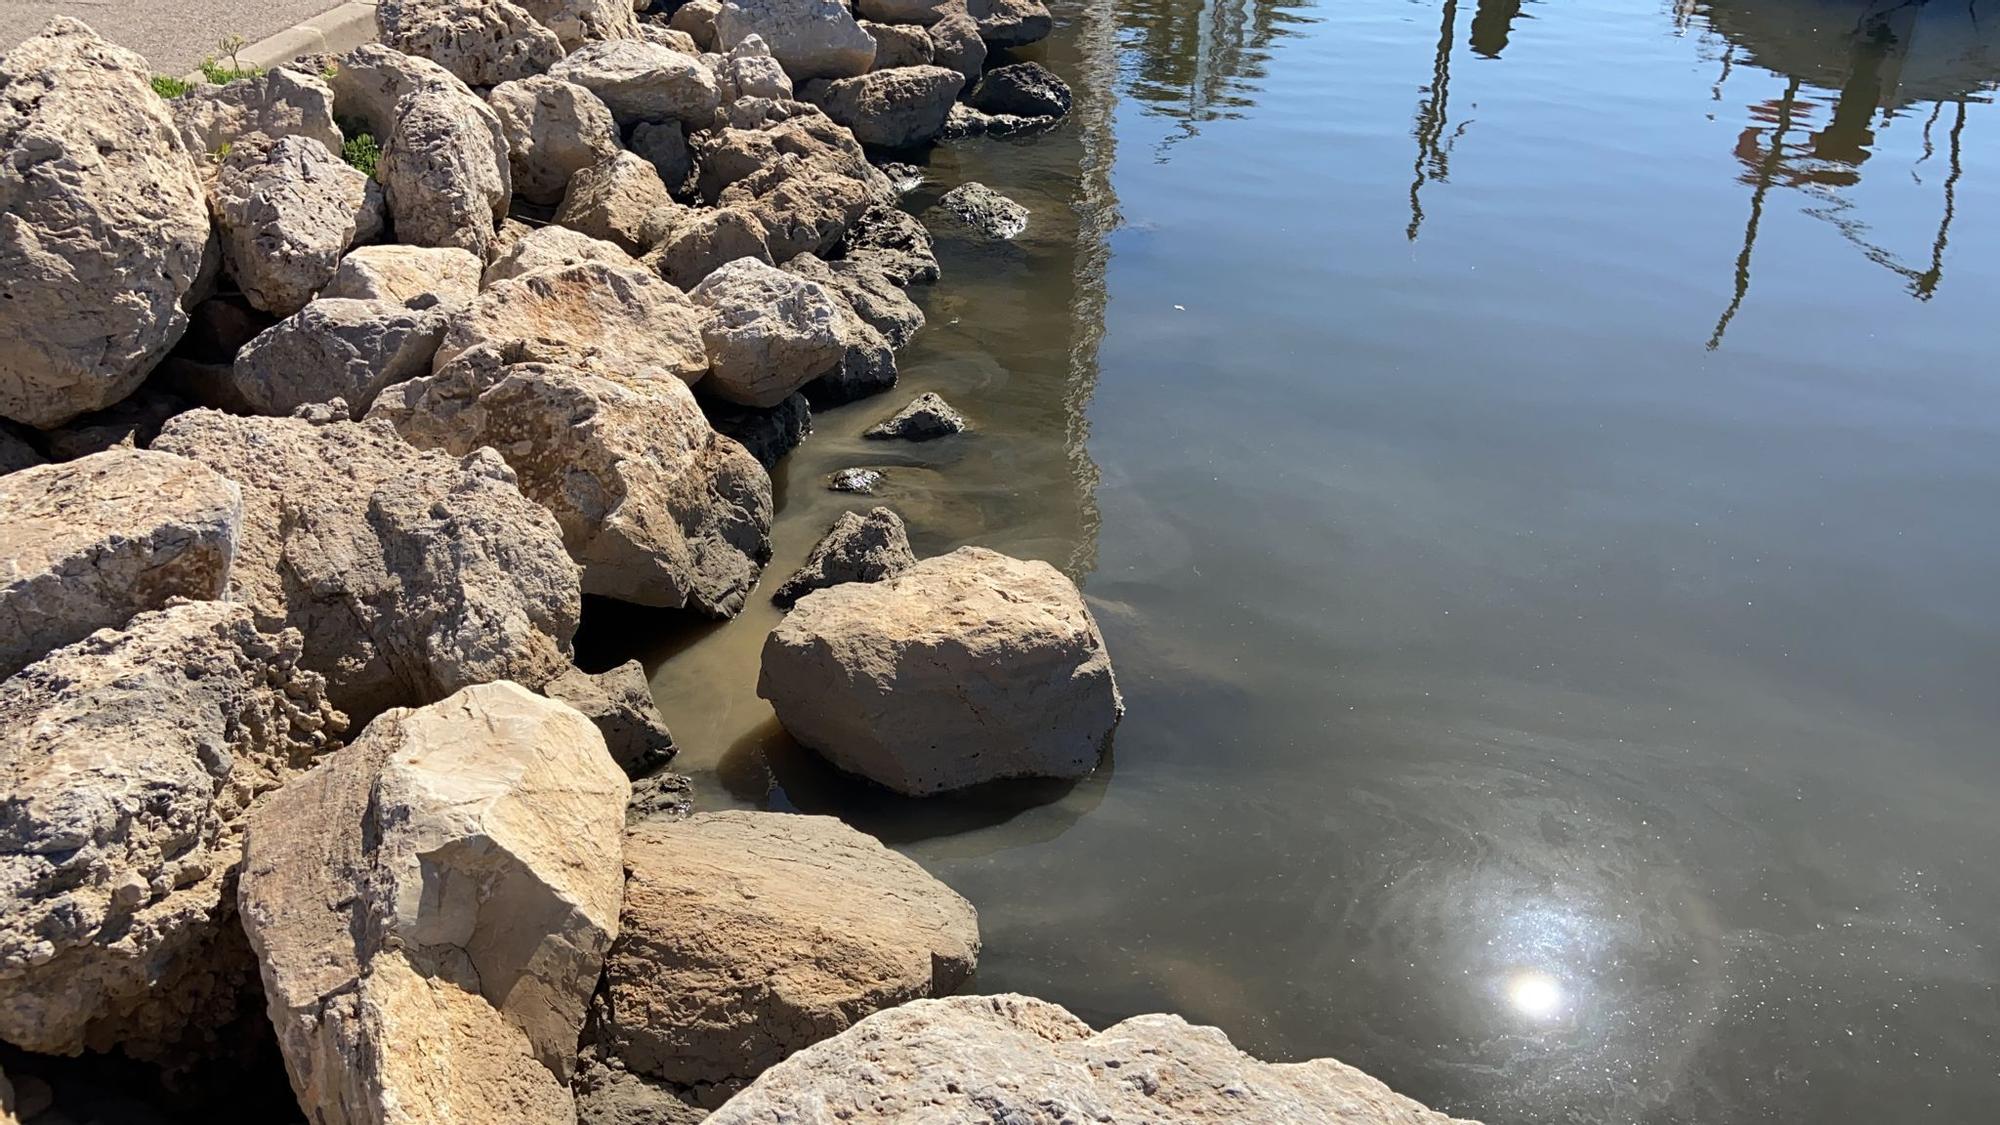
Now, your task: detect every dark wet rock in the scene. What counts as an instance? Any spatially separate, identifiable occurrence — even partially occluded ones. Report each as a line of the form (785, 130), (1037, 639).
(864, 392), (964, 441)
(375, 0), (564, 87)
(771, 506), (916, 608)
(544, 660), (678, 776)
(942, 101), (1060, 140)
(706, 391), (813, 471)
(969, 61), (1072, 119)
(828, 467), (883, 493)
(838, 201), (939, 284)
(575, 1053), (706, 1124)
(873, 161), (925, 193)
(931, 181), (1028, 240)
(625, 772), (698, 826)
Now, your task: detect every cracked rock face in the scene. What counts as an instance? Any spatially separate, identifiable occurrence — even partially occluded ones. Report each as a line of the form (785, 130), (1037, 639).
(0, 448), (241, 679)
(372, 343), (773, 616)
(0, 18), (211, 428)
(152, 410), (581, 723)
(707, 994), (1480, 1125)
(240, 682), (627, 1125)
(376, 0), (565, 88)
(211, 135), (385, 317)
(0, 601), (342, 1058)
(770, 506), (914, 608)
(758, 546), (1122, 795)
(590, 812), (979, 1105)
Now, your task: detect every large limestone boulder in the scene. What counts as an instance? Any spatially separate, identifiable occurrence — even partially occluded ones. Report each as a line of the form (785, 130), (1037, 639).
(643, 203), (774, 288)
(517, 0), (642, 50)
(381, 84), (513, 259)
(0, 448), (241, 679)
(323, 43), (484, 138)
(372, 343), (773, 615)
(717, 0), (877, 81)
(974, 0), (1053, 47)
(801, 66), (962, 148)
(481, 224), (636, 285)
(324, 244), (483, 305)
(689, 259), (845, 408)
(725, 156), (881, 264)
(172, 66), (343, 159)
(489, 75), (622, 206)
(437, 260), (712, 385)
(550, 40), (722, 129)
(758, 547), (1122, 795)
(863, 21), (935, 69)
(593, 812), (979, 1104)
(210, 135), (385, 317)
(555, 152), (677, 253)
(0, 601), (340, 1057)
(770, 506), (914, 608)
(670, 0), (724, 50)
(710, 36), (794, 105)
(376, 0), (565, 87)
(784, 251), (924, 347)
(0, 18), (210, 428)
(152, 411), (581, 723)
(227, 297), (450, 415)
(240, 682), (627, 1125)
(928, 3), (985, 84)
(707, 994), (1480, 1124)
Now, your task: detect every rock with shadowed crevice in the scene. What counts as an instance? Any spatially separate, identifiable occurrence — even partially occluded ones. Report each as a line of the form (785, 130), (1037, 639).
(226, 297), (450, 416)
(488, 75), (623, 206)
(556, 152), (678, 253)
(551, 39), (722, 128)
(381, 84), (513, 259)
(770, 506), (914, 608)
(210, 135), (384, 318)
(544, 660), (677, 775)
(799, 65), (962, 148)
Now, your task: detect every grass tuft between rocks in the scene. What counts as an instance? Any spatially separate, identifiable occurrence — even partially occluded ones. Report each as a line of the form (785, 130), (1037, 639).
(150, 74), (192, 99)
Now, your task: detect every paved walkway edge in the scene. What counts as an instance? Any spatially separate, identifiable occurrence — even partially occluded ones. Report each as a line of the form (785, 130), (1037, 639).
(185, 1), (377, 78)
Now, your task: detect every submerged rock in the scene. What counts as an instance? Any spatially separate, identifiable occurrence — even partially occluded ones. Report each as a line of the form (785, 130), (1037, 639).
(864, 391), (965, 441)
(932, 181), (1029, 240)
(717, 0), (877, 81)
(827, 466), (883, 494)
(0, 601), (339, 1058)
(0, 18), (211, 428)
(0, 448), (241, 680)
(969, 61), (1072, 119)
(375, 0), (565, 87)
(707, 994), (1480, 1124)
(758, 546), (1121, 795)
(800, 65), (963, 148)
(591, 812), (979, 1104)
(839, 201), (939, 284)
(770, 506), (915, 608)
(544, 660), (677, 776)
(240, 682), (627, 1124)
(488, 74), (624, 206)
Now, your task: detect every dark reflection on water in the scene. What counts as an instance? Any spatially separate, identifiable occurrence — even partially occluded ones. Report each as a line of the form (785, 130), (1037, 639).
(599, 2), (2000, 1123)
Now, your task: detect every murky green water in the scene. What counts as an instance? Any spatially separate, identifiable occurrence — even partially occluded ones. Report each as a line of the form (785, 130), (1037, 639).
(597, 2), (2000, 1121)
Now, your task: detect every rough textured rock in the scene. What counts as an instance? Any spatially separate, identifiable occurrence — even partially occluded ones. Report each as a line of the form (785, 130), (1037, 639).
(227, 297), (450, 415)
(975, 0), (1053, 47)
(927, 4), (985, 84)
(0, 449), (241, 679)
(0, 428), (43, 475)
(717, 0), (877, 81)
(0, 19), (211, 428)
(731, 161), (880, 264)
(172, 67), (343, 158)
(437, 260), (712, 385)
(629, 120), (694, 195)
(543, 661), (676, 775)
(323, 43), (487, 140)
(827, 467), (882, 494)
(689, 259), (845, 408)
(759, 547), (1122, 795)
(785, 252), (923, 346)
(551, 40), (722, 128)
(325, 244), (483, 305)
(669, 0), (723, 50)
(372, 343), (772, 616)
(840, 200), (939, 284)
(862, 21), (934, 69)
(799, 288), (897, 406)
(854, 0), (956, 21)
(575, 1057), (706, 1125)
(711, 37), (794, 105)
(556, 152), (678, 253)
(641, 204), (773, 287)
(211, 136), (384, 317)
(943, 100), (1057, 141)
(801, 66), (962, 148)
(482, 224), (637, 285)
(593, 812), (979, 1103)
(37, 387), (189, 460)
(771, 506), (914, 608)
(708, 994), (1479, 1125)
(639, 24), (704, 54)
(152, 411), (580, 722)
(971, 60), (1072, 118)
(0, 601), (340, 1058)
(932, 180), (1028, 239)
(489, 75), (623, 206)
(693, 111), (885, 206)
(864, 391), (964, 441)
(240, 682), (627, 1125)
(381, 84), (513, 259)
(376, 0), (566, 87)
(625, 771), (697, 824)
(704, 392), (810, 471)
(518, 0), (643, 50)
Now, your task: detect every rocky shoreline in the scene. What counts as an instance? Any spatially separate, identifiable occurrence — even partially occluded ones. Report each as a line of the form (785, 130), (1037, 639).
(0, 4), (1474, 1122)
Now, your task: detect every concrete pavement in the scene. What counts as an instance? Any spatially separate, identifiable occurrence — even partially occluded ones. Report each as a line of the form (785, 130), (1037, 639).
(1, 0), (376, 75)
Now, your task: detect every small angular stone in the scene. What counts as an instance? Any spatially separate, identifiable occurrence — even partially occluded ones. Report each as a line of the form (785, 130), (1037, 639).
(863, 392), (963, 441)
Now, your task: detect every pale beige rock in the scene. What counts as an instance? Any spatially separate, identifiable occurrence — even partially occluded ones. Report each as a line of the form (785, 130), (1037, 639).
(172, 67), (343, 159)
(0, 18), (210, 428)
(381, 84), (513, 259)
(642, 203), (773, 288)
(489, 75), (623, 206)
(518, 0), (643, 50)
(555, 152), (678, 253)
(708, 994), (1481, 1125)
(758, 547), (1123, 795)
(639, 24), (703, 54)
(437, 260), (712, 386)
(783, 251), (924, 347)
(550, 40), (722, 129)
(324, 43), (483, 139)
(543, 660), (676, 775)
(0, 448), (241, 679)
(711, 35), (794, 104)
(862, 21), (934, 69)
(481, 224), (637, 286)
(0, 601), (340, 1057)
(152, 411), (580, 722)
(690, 258), (845, 408)
(975, 0), (1053, 47)
(927, 3), (984, 83)
(228, 297), (450, 415)
(594, 812), (979, 1103)
(670, 0), (723, 50)
(854, 0), (957, 24)
(376, 0), (565, 87)
(240, 682), (627, 1125)
(325, 244), (484, 305)
(372, 343), (772, 615)
(211, 135), (384, 317)
(717, 0), (877, 81)
(800, 65), (962, 148)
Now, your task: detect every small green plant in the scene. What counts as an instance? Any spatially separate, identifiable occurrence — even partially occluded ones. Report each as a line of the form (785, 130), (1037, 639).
(150, 74), (193, 99)
(341, 132), (381, 178)
(198, 58), (264, 85)
(208, 140), (235, 166)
